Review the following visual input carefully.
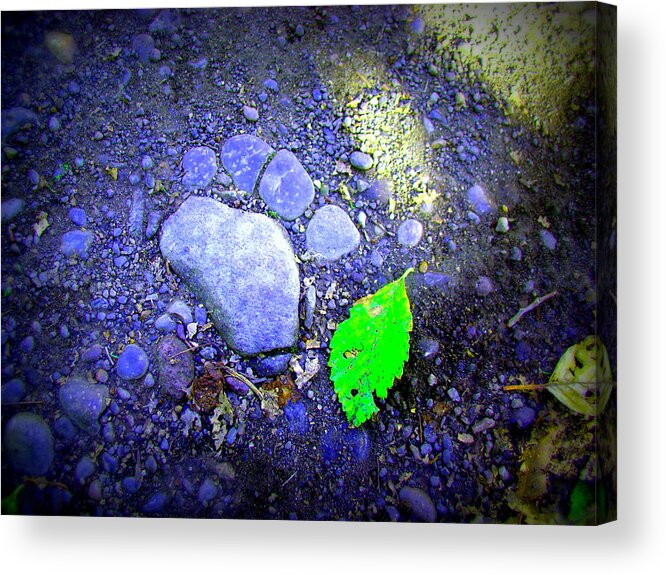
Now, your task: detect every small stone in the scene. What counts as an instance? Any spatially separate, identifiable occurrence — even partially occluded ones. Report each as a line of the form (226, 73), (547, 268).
(116, 344), (149, 380)
(467, 184), (493, 215)
(349, 151), (374, 171)
(243, 105), (259, 122)
(148, 9), (180, 35)
(68, 207), (87, 227)
(258, 149), (314, 221)
(166, 299), (193, 325)
(61, 230), (93, 259)
(510, 246), (523, 261)
(475, 276), (493, 297)
(540, 229), (557, 250)
(1, 378), (27, 403)
(198, 478), (218, 505)
(447, 387), (461, 402)
(417, 338), (439, 358)
(510, 406), (537, 429)
(155, 313), (177, 332)
(496, 216), (509, 233)
(251, 353), (291, 377)
(145, 210), (163, 239)
(304, 285), (316, 329)
(59, 378), (109, 434)
(44, 31), (76, 64)
(48, 116), (61, 131)
(410, 17), (425, 34)
(306, 205), (360, 261)
(361, 178), (392, 205)
(398, 486), (437, 522)
(1, 198), (25, 222)
(132, 33), (155, 63)
(75, 456), (96, 484)
(3, 413), (54, 475)
(264, 78), (279, 92)
(472, 417), (496, 434)
(397, 219), (424, 248)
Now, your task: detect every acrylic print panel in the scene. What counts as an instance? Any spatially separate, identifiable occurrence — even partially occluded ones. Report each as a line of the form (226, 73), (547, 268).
(1, 2), (616, 524)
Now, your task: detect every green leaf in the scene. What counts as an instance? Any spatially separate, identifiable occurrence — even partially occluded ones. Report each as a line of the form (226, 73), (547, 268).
(329, 268), (414, 426)
(547, 335), (614, 416)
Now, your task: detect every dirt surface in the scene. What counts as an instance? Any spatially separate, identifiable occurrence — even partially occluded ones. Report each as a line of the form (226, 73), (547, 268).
(1, 5), (615, 523)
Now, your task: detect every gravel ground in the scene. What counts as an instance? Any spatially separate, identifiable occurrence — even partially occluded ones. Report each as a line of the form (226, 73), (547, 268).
(1, 6), (615, 523)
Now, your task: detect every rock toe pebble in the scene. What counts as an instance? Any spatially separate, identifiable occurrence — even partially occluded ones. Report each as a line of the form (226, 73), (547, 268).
(258, 149), (314, 221)
(220, 134), (274, 193)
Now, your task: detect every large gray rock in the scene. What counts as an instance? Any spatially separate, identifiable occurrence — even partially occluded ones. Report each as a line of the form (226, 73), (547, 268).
(160, 196), (299, 355)
(306, 204), (360, 261)
(3, 412), (54, 476)
(220, 134), (274, 193)
(258, 149), (314, 221)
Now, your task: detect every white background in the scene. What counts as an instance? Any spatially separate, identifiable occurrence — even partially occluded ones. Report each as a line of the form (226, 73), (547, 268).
(2, 1), (664, 573)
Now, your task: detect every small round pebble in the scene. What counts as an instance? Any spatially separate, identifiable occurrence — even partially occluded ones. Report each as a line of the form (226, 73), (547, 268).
(397, 219), (424, 248)
(116, 344), (150, 380)
(540, 229), (557, 250)
(68, 207), (87, 227)
(243, 105), (259, 122)
(349, 151), (374, 171)
(475, 276), (494, 297)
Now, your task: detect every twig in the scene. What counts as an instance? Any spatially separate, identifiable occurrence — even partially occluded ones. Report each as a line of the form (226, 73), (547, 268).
(104, 346), (115, 366)
(168, 342), (199, 360)
(221, 365), (264, 400)
(507, 291), (559, 328)
(281, 471), (297, 488)
(504, 380), (616, 392)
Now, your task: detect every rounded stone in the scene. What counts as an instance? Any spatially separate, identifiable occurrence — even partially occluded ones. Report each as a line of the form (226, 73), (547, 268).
(467, 184), (493, 215)
(306, 204), (360, 261)
(349, 151), (374, 171)
(220, 134), (274, 193)
(540, 229), (557, 250)
(475, 276), (494, 297)
(399, 486), (437, 522)
(243, 105), (259, 122)
(68, 207), (87, 227)
(397, 219), (424, 247)
(116, 344), (149, 380)
(258, 149), (314, 221)
(160, 197), (300, 355)
(3, 413), (54, 476)
(61, 230), (93, 259)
